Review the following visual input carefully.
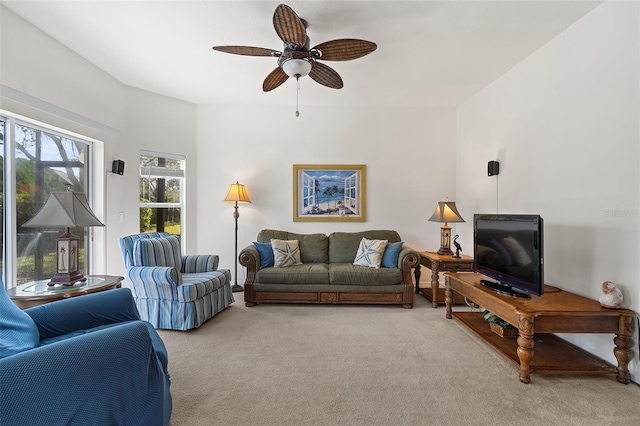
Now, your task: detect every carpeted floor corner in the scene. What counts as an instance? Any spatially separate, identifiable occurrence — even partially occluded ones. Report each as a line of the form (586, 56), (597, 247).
(159, 293), (640, 426)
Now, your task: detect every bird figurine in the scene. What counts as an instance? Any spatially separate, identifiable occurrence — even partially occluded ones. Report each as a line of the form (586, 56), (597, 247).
(453, 235), (462, 258)
(599, 281), (623, 309)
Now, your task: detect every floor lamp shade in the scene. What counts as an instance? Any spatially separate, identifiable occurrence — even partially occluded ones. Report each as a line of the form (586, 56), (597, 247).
(428, 198), (465, 256)
(224, 182), (251, 205)
(23, 190), (104, 286)
(224, 182), (251, 292)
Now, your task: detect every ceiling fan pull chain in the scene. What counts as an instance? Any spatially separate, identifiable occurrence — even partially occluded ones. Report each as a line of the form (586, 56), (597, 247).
(295, 75), (301, 117)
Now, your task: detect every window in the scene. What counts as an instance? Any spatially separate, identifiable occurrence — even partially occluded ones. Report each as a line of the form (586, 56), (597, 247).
(139, 151), (185, 236)
(1, 115), (95, 287)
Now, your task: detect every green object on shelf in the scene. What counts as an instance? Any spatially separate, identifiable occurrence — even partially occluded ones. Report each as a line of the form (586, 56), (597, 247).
(482, 310), (511, 328)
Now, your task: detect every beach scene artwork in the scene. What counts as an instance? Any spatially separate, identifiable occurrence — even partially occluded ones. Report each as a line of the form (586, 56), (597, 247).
(293, 165), (366, 222)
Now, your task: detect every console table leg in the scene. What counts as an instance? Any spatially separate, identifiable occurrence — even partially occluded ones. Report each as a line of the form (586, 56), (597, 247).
(431, 269), (440, 308)
(614, 315), (634, 384)
(414, 265), (421, 294)
(516, 315), (535, 384)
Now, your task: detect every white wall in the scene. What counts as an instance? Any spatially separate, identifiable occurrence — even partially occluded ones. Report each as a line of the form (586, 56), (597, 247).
(456, 1), (639, 381)
(196, 104), (458, 284)
(0, 6), (197, 277)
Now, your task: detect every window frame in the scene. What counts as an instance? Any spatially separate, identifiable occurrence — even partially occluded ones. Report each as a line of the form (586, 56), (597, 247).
(1, 111), (103, 289)
(139, 150), (186, 240)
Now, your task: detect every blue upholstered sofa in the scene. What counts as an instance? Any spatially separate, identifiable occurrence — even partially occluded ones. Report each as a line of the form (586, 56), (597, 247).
(0, 285), (171, 426)
(119, 232), (234, 330)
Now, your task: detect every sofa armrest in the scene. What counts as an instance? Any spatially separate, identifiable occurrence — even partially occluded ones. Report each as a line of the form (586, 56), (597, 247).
(398, 246), (419, 308)
(239, 245), (259, 306)
(0, 321), (171, 426)
(181, 254), (219, 273)
(126, 266), (181, 300)
(25, 288), (140, 339)
(397, 246), (419, 269)
(239, 245), (259, 272)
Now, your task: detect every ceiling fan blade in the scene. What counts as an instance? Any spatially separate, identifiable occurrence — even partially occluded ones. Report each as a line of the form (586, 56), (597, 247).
(273, 4), (307, 47)
(309, 62), (343, 89)
(263, 67), (289, 92)
(212, 46), (278, 57)
(312, 39), (377, 61)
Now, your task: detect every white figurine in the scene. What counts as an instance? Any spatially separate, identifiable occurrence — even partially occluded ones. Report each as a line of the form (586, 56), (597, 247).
(599, 281), (623, 309)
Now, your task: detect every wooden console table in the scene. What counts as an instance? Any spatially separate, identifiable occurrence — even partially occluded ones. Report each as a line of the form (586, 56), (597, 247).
(414, 252), (473, 307)
(445, 272), (635, 384)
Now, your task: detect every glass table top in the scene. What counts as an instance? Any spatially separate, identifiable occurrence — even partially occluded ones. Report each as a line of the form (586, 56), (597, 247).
(21, 277), (106, 294)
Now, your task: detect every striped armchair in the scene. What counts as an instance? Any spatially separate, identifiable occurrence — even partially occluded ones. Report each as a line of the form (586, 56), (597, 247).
(119, 232), (234, 330)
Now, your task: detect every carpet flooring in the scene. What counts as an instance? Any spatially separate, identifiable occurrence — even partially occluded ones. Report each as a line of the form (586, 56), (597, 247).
(158, 293), (640, 426)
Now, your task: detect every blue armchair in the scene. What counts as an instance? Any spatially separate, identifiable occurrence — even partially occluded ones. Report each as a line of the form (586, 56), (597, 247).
(0, 285), (171, 426)
(119, 232), (234, 330)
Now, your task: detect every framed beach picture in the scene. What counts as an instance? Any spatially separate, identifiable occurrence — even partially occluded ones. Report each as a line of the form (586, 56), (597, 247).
(293, 164), (366, 222)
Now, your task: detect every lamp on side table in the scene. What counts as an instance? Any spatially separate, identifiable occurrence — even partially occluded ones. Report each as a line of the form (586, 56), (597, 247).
(23, 187), (104, 286)
(428, 197), (465, 256)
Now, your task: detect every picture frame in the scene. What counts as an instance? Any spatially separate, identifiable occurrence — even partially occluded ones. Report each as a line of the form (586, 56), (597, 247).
(293, 164), (366, 222)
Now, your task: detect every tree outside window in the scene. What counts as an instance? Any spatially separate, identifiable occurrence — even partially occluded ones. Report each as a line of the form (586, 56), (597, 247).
(1, 119), (91, 285)
(139, 152), (185, 236)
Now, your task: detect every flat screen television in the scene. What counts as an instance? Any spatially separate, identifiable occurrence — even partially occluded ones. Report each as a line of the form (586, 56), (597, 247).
(473, 214), (544, 298)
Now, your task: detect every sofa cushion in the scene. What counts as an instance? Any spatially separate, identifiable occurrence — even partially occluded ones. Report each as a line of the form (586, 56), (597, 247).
(256, 264), (330, 285)
(253, 242), (274, 268)
(178, 270), (231, 302)
(258, 230), (329, 263)
(132, 235), (182, 269)
(329, 263), (403, 286)
(381, 241), (404, 268)
(353, 238), (388, 268)
(329, 230), (401, 263)
(271, 239), (302, 267)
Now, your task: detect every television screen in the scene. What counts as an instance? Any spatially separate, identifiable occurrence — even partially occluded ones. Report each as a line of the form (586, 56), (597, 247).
(473, 214), (544, 297)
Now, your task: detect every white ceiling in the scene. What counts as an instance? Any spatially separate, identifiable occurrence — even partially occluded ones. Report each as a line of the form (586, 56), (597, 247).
(3, 0), (602, 108)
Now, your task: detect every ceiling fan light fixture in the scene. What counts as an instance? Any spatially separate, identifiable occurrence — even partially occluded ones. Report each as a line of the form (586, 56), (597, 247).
(281, 58), (312, 78)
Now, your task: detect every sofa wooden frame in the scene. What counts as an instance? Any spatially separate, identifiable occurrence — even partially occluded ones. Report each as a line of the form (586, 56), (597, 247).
(240, 251), (419, 308)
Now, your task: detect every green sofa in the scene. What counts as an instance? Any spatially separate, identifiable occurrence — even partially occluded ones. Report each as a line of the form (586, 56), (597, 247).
(239, 229), (419, 308)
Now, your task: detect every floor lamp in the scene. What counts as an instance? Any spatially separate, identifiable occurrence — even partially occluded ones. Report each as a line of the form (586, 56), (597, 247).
(224, 182), (251, 292)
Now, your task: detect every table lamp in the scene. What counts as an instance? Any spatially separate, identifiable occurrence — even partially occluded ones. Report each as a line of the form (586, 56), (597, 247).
(224, 182), (251, 292)
(23, 188), (104, 286)
(428, 197), (465, 256)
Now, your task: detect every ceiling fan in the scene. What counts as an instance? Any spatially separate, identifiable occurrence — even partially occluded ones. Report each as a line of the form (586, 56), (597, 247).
(212, 4), (377, 92)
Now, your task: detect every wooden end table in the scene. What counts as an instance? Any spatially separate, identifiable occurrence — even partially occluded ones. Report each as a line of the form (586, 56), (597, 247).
(445, 272), (636, 384)
(414, 251), (474, 307)
(7, 275), (123, 309)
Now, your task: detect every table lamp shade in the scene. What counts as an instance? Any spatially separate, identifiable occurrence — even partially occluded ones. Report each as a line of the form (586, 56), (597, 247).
(223, 182), (251, 204)
(428, 199), (464, 256)
(428, 201), (465, 225)
(24, 191), (105, 228)
(23, 190), (104, 286)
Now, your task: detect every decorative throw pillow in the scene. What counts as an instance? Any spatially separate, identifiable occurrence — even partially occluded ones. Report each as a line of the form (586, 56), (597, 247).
(253, 242), (274, 269)
(353, 238), (388, 269)
(271, 239), (302, 268)
(0, 278), (40, 359)
(132, 235), (182, 269)
(381, 241), (403, 268)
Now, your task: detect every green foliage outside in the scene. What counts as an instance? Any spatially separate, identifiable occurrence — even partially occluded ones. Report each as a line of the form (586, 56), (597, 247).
(140, 203), (152, 232)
